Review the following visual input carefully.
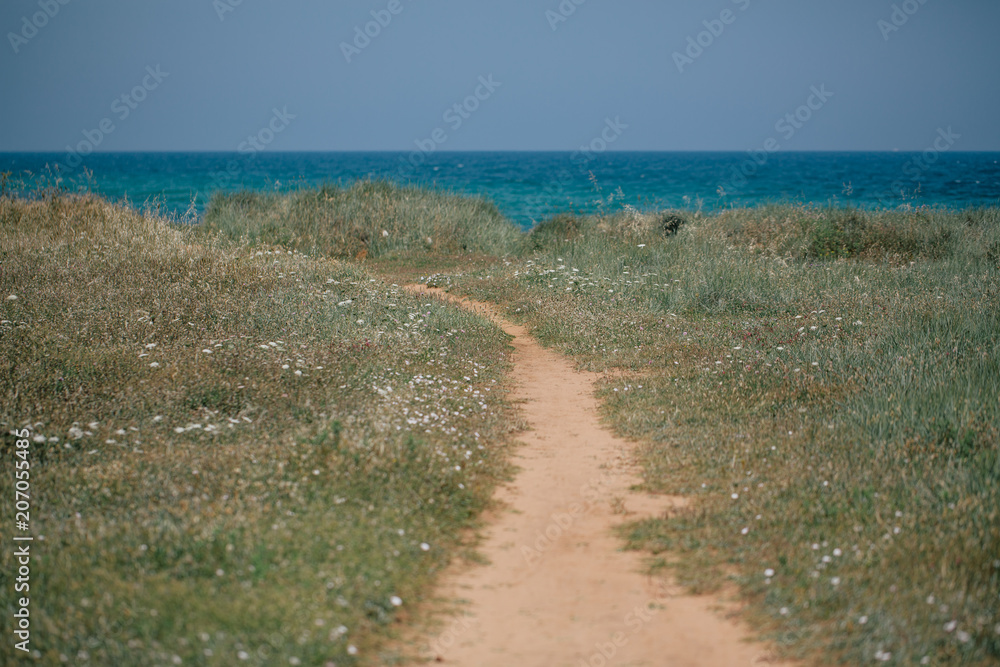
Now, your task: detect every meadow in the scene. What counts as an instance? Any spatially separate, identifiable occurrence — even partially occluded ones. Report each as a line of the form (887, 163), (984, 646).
(2, 181), (998, 665)
(430, 204), (1000, 665)
(0, 190), (517, 665)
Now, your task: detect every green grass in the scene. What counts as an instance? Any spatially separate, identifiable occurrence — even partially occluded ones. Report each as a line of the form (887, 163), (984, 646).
(0, 194), (517, 665)
(427, 204), (1000, 665)
(200, 179), (521, 261)
(4, 183), (999, 665)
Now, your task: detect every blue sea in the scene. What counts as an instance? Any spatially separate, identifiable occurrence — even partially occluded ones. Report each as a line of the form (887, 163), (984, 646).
(2, 151), (999, 228)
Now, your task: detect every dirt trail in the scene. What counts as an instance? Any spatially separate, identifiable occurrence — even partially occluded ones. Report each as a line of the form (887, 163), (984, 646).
(406, 285), (791, 667)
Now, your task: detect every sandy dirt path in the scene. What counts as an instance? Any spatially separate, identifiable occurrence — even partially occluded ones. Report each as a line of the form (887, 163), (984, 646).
(405, 285), (791, 667)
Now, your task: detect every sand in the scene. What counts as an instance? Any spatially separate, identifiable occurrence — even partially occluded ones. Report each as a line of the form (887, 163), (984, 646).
(404, 285), (793, 667)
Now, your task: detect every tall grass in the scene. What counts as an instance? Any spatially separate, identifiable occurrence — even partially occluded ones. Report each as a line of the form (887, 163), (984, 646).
(5, 182), (997, 664)
(0, 194), (516, 665)
(433, 204), (1000, 665)
(201, 180), (521, 261)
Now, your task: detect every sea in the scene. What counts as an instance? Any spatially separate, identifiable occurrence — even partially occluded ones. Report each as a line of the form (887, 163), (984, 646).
(2, 151), (999, 228)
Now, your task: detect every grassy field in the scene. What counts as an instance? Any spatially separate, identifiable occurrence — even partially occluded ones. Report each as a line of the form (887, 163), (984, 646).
(0, 192), (517, 665)
(426, 204), (1000, 665)
(3, 182), (998, 665)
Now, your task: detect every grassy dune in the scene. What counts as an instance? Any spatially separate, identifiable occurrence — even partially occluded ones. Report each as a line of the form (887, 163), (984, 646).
(0, 193), (516, 665)
(2, 182), (998, 665)
(432, 204), (1000, 665)
(201, 180), (520, 261)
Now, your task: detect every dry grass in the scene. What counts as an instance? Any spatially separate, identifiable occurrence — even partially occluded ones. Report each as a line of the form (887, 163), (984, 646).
(5, 185), (998, 665)
(0, 194), (516, 665)
(433, 204), (1000, 665)
(200, 180), (521, 262)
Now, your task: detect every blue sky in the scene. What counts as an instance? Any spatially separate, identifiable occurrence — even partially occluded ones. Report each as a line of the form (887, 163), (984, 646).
(1, 0), (998, 152)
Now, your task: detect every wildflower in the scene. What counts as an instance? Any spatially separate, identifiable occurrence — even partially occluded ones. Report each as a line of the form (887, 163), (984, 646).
(145, 343), (157, 349)
(731, 493), (739, 499)
(944, 620), (957, 632)
(956, 630), (970, 643)
(831, 577), (841, 586)
(347, 645), (358, 655)
(149, 362), (160, 368)
(390, 595), (403, 606)
(859, 615), (868, 625)
(420, 542), (431, 551)
(6, 294), (17, 301)
(764, 568), (775, 577)
(779, 607), (789, 615)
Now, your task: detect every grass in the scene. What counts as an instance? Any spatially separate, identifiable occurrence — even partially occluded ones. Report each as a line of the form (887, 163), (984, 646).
(0, 192), (517, 665)
(425, 203), (1000, 665)
(3, 180), (998, 665)
(200, 179), (521, 262)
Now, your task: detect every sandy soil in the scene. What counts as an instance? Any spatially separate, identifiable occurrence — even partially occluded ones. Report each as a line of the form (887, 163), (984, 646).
(404, 285), (793, 667)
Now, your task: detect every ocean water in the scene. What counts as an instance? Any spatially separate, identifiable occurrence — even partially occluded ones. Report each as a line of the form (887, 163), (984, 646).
(2, 151), (999, 228)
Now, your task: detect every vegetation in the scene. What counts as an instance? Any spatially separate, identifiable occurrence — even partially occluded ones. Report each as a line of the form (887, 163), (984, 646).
(201, 180), (520, 261)
(0, 193), (516, 665)
(3, 180), (998, 665)
(419, 203), (1000, 665)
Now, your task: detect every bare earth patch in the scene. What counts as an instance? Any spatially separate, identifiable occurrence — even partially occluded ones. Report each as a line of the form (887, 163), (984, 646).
(405, 285), (794, 667)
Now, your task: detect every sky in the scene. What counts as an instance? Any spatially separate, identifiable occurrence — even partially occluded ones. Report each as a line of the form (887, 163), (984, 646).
(1, 0), (999, 153)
